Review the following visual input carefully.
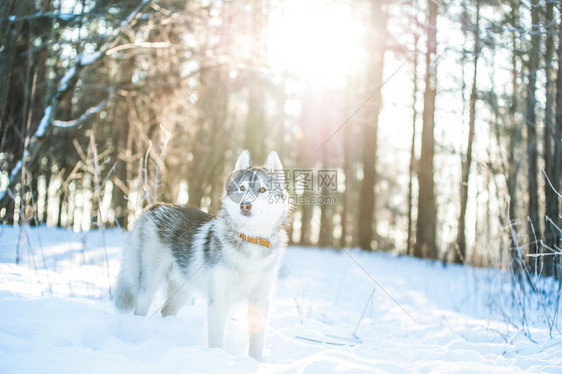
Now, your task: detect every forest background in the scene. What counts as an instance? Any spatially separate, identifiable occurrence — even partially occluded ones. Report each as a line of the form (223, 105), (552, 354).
(0, 0), (561, 282)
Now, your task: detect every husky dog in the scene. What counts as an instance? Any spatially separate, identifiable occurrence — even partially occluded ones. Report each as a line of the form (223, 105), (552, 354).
(114, 150), (289, 361)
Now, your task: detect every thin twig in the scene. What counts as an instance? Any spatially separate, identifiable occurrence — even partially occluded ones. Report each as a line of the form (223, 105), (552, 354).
(542, 168), (562, 199)
(352, 287), (375, 339)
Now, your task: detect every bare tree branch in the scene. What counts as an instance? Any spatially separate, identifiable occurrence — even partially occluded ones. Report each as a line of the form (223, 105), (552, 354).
(0, 0), (152, 203)
(52, 93), (113, 128)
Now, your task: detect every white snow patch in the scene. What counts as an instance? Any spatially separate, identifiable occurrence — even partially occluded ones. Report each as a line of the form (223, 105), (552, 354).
(0, 225), (561, 373)
(58, 13), (78, 21)
(59, 66), (76, 92)
(79, 52), (102, 66)
(35, 105), (52, 138)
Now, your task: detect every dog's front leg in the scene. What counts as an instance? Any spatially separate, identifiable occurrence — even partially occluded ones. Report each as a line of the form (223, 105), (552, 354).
(248, 293), (269, 361)
(208, 299), (230, 349)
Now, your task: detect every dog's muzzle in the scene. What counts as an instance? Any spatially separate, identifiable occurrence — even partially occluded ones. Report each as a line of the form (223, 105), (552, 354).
(240, 201), (252, 216)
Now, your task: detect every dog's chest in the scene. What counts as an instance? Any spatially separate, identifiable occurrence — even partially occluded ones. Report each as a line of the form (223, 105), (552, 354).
(223, 239), (277, 267)
(215, 243), (277, 299)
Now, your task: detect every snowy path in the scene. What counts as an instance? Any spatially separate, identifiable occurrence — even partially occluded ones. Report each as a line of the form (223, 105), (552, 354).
(0, 226), (561, 373)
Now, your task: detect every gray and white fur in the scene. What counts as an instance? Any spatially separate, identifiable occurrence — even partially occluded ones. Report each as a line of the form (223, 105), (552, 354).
(114, 150), (289, 361)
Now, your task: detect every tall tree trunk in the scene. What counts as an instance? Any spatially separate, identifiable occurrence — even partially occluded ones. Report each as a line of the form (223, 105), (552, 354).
(20, 15), (38, 227)
(295, 84), (317, 247)
(340, 78), (355, 248)
(318, 126), (333, 247)
(358, 0), (386, 250)
(187, 67), (229, 209)
(407, 33), (419, 256)
(244, 79), (266, 162)
(543, 0), (558, 278)
(454, 0), (480, 264)
(414, 0), (438, 259)
(0, 0), (33, 224)
(29, 2), (50, 225)
(42, 162), (52, 224)
(209, 166), (226, 215)
(112, 57), (134, 229)
(30, 0), (50, 132)
(525, 0), (541, 274)
(299, 199), (313, 246)
(506, 0), (523, 275)
(54, 86), (75, 227)
(57, 190), (66, 227)
(549, 6), (562, 279)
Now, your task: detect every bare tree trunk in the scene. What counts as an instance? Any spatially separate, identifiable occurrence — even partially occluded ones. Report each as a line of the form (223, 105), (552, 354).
(0, 0), (35, 224)
(30, 1), (51, 226)
(209, 167), (226, 215)
(454, 0), (480, 264)
(358, 0), (386, 251)
(30, 0), (50, 131)
(543, 0), (559, 278)
(112, 57), (134, 228)
(340, 79), (355, 248)
(57, 190), (66, 227)
(318, 127), (333, 247)
(299, 199), (313, 246)
(407, 33), (419, 256)
(504, 0), (524, 276)
(414, 0), (438, 259)
(187, 67), (229, 209)
(549, 6), (562, 279)
(244, 79), (266, 162)
(525, 0), (541, 274)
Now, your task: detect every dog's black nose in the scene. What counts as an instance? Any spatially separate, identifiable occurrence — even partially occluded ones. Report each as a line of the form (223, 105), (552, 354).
(240, 201), (252, 216)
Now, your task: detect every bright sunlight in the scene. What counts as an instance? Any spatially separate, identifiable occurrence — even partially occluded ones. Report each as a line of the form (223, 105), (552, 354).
(267, 0), (366, 85)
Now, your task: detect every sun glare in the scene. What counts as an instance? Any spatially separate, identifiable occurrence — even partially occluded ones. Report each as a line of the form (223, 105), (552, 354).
(267, 0), (366, 85)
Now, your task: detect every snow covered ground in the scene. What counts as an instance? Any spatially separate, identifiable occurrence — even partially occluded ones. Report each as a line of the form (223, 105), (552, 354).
(1, 225), (561, 373)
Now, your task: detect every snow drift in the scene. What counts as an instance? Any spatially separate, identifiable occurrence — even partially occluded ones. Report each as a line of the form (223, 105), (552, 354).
(0, 225), (561, 373)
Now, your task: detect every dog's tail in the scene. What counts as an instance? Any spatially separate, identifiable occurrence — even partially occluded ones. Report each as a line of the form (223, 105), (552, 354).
(113, 223), (142, 311)
(114, 266), (137, 311)
(114, 276), (135, 311)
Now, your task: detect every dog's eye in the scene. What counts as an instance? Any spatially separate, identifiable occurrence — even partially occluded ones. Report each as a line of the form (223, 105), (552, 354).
(240, 186), (245, 191)
(259, 187), (266, 193)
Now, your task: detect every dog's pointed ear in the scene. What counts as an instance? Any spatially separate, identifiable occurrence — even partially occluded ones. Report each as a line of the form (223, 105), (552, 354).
(235, 150), (251, 171)
(265, 151), (283, 175)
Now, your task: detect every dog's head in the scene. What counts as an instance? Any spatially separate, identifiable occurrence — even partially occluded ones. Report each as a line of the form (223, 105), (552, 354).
(223, 150), (289, 236)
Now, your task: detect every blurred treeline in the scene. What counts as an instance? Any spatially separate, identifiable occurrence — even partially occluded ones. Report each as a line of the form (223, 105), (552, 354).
(0, 0), (560, 277)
